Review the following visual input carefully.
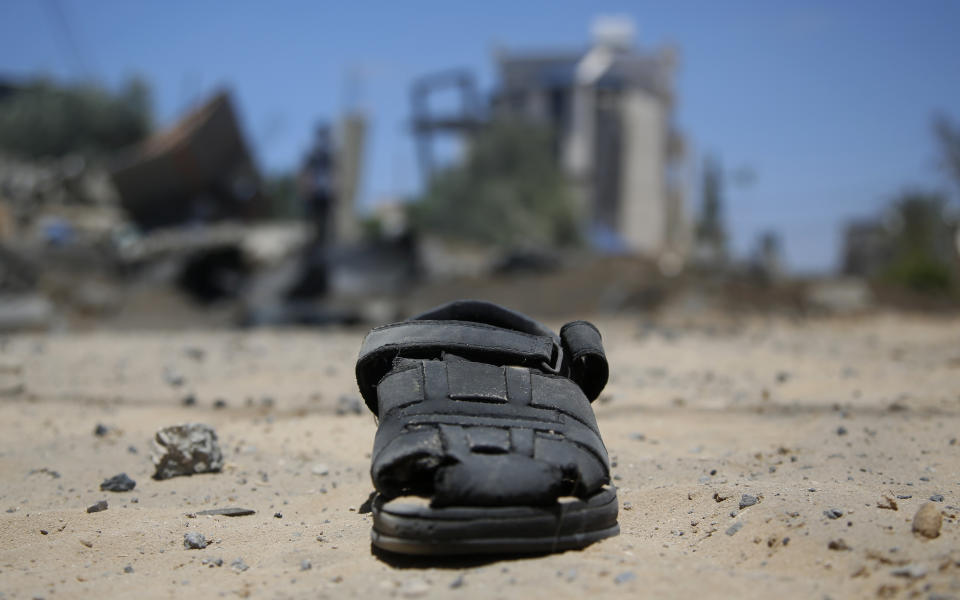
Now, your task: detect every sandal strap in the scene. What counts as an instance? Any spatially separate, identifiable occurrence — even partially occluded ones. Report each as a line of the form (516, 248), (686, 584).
(560, 320), (609, 402)
(357, 320), (557, 413)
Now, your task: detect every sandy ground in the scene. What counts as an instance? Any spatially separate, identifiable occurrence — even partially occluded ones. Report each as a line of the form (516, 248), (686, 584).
(0, 311), (958, 599)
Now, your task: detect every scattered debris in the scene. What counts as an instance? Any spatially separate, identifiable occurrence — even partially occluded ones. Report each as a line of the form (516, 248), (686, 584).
(151, 423), (223, 480)
(194, 507), (255, 517)
(614, 571), (637, 585)
(877, 495), (898, 511)
(100, 473), (136, 492)
(713, 492), (729, 503)
(828, 539), (852, 551)
(202, 557), (223, 567)
(824, 508), (844, 520)
(230, 558), (249, 573)
(183, 532), (208, 549)
(163, 366), (185, 387)
(27, 467), (61, 479)
(86, 500), (108, 513)
(912, 503), (942, 539)
(725, 521), (743, 536)
(739, 494), (759, 510)
(891, 564), (927, 579)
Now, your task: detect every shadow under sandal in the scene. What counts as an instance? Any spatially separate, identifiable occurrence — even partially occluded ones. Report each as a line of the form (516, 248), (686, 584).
(356, 300), (619, 555)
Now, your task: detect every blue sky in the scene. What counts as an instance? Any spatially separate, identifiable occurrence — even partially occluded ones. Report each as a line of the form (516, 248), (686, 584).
(2, 0), (959, 272)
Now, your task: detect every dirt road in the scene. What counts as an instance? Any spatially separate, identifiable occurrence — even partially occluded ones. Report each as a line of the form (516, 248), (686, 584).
(1, 312), (958, 598)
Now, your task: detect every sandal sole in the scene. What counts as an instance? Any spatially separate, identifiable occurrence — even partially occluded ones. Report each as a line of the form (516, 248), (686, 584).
(370, 486), (619, 555)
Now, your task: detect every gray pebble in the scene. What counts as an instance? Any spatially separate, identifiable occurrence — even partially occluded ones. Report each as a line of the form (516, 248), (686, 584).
(231, 558), (249, 572)
(300, 559), (311, 571)
(183, 532), (208, 549)
(891, 564), (927, 579)
(449, 575), (465, 589)
(100, 473), (136, 492)
(86, 500), (108, 513)
(930, 494), (944, 503)
(725, 521), (743, 536)
(739, 494), (759, 509)
(824, 509), (843, 519)
(614, 571), (636, 585)
(123, 565), (134, 574)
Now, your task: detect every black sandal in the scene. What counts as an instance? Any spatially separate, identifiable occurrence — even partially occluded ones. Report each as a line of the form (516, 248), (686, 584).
(356, 300), (619, 555)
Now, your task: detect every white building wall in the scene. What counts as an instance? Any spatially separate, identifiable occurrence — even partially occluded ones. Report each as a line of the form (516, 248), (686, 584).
(619, 89), (667, 254)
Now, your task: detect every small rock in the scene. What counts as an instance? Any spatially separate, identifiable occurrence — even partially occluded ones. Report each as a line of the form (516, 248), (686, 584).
(725, 521), (743, 536)
(836, 426), (848, 436)
(213, 399), (227, 409)
(300, 559), (311, 571)
(201, 557), (223, 567)
(123, 565), (134, 574)
(93, 423), (110, 437)
(86, 500), (108, 513)
(912, 503), (942, 539)
(151, 423), (223, 480)
(100, 473), (136, 492)
(230, 558), (249, 572)
(311, 464), (329, 476)
(824, 508), (843, 520)
(877, 495), (898, 511)
(614, 571), (637, 584)
(449, 575), (465, 589)
(80, 539), (93, 548)
(930, 494), (944, 503)
(182, 395), (196, 407)
(163, 367), (185, 387)
(891, 564), (927, 579)
(827, 539), (851, 551)
(184, 532), (208, 549)
(739, 494), (759, 510)
(274, 512), (282, 519)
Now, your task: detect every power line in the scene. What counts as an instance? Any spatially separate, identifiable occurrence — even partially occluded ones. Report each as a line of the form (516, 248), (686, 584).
(42, 0), (95, 80)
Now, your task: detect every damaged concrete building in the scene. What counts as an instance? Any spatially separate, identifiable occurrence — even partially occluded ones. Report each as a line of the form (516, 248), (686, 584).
(493, 17), (690, 260)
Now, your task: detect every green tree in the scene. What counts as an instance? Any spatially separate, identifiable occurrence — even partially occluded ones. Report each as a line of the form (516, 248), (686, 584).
(412, 119), (579, 249)
(880, 191), (956, 293)
(0, 77), (151, 159)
